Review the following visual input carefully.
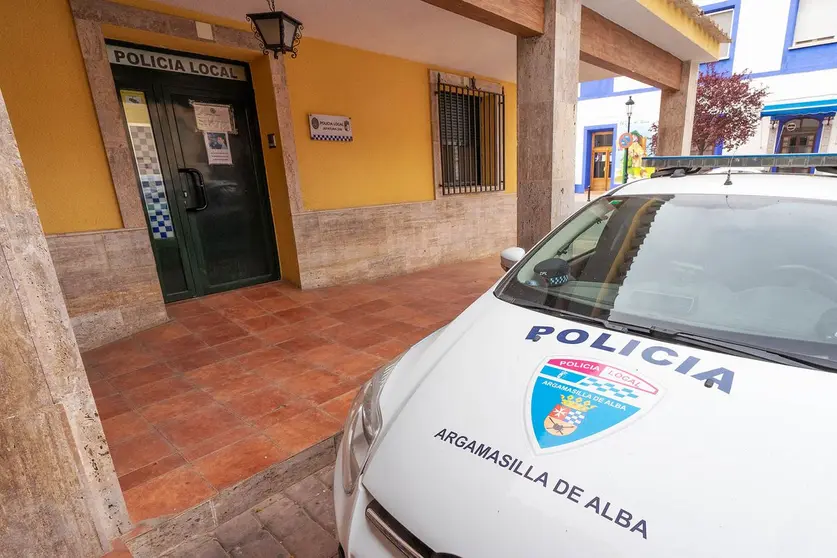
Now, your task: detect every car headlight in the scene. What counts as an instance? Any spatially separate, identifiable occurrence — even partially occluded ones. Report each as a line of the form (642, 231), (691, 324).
(342, 353), (404, 494)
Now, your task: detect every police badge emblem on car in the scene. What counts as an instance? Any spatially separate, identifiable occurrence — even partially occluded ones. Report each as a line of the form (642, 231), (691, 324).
(527, 357), (663, 452)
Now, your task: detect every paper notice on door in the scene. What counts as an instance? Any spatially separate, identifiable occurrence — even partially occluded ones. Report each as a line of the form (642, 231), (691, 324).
(194, 102), (234, 133)
(204, 132), (232, 165)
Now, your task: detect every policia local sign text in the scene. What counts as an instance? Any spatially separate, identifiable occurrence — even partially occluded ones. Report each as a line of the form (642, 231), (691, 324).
(107, 45), (247, 82)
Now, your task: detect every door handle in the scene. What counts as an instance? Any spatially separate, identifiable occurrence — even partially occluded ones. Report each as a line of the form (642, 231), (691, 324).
(178, 168), (208, 211)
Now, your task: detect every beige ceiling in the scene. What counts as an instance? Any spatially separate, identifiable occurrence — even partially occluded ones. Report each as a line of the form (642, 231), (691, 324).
(156, 0), (619, 83)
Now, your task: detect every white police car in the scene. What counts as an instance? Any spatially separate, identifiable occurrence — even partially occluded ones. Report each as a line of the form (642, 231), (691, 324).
(334, 154), (837, 557)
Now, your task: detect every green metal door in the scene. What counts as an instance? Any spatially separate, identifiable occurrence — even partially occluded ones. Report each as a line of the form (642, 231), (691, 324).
(113, 46), (279, 302)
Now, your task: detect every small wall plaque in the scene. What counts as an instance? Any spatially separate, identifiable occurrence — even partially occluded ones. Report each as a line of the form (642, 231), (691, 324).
(308, 114), (353, 142)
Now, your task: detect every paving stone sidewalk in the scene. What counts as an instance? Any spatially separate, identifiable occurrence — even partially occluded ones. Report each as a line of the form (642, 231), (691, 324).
(167, 465), (339, 558)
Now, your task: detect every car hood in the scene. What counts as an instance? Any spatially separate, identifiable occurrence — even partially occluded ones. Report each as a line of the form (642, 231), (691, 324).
(362, 293), (837, 557)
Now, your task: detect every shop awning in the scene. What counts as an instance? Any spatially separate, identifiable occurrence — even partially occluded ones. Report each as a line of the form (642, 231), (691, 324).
(761, 99), (837, 117)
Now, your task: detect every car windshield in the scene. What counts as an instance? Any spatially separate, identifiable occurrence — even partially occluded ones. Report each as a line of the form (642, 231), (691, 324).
(496, 193), (837, 363)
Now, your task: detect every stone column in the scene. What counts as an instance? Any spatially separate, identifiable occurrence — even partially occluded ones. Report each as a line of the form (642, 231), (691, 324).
(656, 60), (699, 156)
(516, 0), (581, 250)
(73, 17), (145, 229)
(268, 55), (304, 215)
(0, 88), (130, 556)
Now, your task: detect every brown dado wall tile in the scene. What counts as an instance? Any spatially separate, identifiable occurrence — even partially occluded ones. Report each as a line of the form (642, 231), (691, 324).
(293, 194), (517, 289)
(47, 228), (168, 351)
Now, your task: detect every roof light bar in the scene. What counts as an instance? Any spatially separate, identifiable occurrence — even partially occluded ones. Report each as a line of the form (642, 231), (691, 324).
(642, 153), (837, 170)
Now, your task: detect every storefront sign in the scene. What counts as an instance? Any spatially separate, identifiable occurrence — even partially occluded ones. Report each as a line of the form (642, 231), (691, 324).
(308, 114), (353, 142)
(107, 45), (247, 82)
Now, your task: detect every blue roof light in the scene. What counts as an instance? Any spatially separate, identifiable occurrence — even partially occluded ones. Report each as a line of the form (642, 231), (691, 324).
(642, 153), (837, 170)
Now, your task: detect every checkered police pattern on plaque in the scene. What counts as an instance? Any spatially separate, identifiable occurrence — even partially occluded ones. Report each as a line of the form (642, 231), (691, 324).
(310, 133), (353, 141)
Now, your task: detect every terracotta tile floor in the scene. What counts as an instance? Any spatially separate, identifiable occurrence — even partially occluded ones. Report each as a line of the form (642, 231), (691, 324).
(82, 257), (502, 525)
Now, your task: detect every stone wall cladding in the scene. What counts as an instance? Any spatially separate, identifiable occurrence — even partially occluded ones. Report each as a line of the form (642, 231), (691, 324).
(47, 228), (168, 351)
(1, 87), (130, 554)
(293, 193), (517, 289)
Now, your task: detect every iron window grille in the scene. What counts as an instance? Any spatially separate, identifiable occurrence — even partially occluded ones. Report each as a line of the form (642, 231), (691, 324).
(437, 78), (505, 195)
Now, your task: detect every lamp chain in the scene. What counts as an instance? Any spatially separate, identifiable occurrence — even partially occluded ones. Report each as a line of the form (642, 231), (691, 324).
(266, 0), (276, 11)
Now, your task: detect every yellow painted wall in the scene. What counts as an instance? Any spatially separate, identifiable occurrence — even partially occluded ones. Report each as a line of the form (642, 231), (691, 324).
(0, 0), (517, 268)
(0, 0), (123, 234)
(503, 84), (518, 195)
(285, 38), (517, 211)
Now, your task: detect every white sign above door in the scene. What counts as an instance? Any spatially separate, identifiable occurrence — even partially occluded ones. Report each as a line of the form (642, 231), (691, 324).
(107, 45), (247, 82)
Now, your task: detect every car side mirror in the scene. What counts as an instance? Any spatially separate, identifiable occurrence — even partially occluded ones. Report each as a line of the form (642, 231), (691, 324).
(500, 247), (525, 272)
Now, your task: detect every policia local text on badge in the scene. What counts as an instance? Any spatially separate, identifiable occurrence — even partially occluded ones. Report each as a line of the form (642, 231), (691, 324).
(526, 326), (736, 394)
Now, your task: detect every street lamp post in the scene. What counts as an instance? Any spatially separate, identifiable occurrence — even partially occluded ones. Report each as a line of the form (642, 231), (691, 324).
(622, 96), (635, 184)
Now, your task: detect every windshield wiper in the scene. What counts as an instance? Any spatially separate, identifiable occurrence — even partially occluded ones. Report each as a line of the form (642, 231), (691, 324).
(612, 322), (837, 372)
(669, 330), (837, 372)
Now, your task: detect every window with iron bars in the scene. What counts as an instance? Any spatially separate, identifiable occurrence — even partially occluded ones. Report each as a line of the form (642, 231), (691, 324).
(437, 80), (505, 195)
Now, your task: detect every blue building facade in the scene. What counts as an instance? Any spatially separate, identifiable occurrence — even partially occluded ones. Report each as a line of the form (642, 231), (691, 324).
(575, 0), (837, 192)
